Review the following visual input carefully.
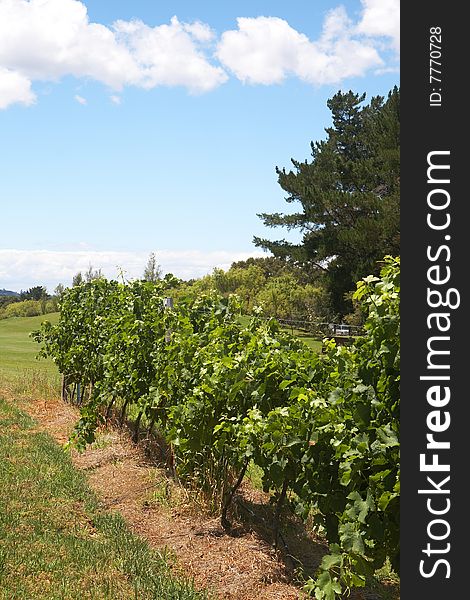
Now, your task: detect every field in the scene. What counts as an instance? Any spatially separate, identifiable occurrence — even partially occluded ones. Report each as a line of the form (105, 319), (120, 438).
(0, 313), (59, 370)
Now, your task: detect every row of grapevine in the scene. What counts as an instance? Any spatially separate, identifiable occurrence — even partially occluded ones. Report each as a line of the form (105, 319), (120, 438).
(33, 257), (400, 599)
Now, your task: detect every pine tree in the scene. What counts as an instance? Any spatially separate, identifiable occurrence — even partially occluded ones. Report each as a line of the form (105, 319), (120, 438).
(143, 252), (162, 282)
(254, 87), (400, 315)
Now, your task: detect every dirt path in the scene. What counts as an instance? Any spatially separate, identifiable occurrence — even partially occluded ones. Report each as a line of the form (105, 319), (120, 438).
(21, 395), (321, 599)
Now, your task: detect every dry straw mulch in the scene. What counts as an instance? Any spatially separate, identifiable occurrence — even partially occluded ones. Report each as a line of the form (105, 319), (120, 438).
(21, 394), (317, 599)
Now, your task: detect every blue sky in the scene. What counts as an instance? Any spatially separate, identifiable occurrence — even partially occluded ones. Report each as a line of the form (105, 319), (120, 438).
(0, 0), (399, 292)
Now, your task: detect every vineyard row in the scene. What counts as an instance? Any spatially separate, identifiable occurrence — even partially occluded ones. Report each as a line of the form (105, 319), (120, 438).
(33, 257), (400, 600)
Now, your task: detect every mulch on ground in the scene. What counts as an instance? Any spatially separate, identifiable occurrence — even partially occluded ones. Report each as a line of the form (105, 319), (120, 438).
(22, 395), (317, 599)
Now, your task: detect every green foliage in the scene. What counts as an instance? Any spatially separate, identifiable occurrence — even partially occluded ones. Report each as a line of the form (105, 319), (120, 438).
(175, 261), (334, 323)
(212, 265), (266, 312)
(299, 256), (400, 596)
(0, 295), (20, 309)
(254, 88), (400, 315)
(71, 265), (104, 287)
(20, 285), (48, 301)
(143, 252), (163, 282)
(230, 255), (319, 285)
(34, 257), (400, 598)
(256, 273), (328, 320)
(0, 299), (57, 319)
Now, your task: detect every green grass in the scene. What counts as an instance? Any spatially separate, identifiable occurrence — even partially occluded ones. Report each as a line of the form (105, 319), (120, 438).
(0, 396), (208, 600)
(237, 314), (323, 352)
(287, 329), (323, 351)
(0, 313), (59, 376)
(0, 314), (60, 398)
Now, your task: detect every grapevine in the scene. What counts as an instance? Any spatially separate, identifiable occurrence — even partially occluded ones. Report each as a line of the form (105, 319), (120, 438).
(33, 257), (400, 598)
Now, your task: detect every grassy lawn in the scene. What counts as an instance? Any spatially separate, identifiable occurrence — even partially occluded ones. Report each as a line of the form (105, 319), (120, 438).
(0, 396), (207, 600)
(285, 328), (323, 351)
(0, 314), (60, 398)
(0, 313), (60, 374)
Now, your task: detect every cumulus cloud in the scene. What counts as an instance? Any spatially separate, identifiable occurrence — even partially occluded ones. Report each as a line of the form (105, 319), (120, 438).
(0, 248), (265, 292)
(0, 0), (399, 109)
(0, 0), (141, 88)
(216, 9), (384, 86)
(0, 0), (226, 108)
(357, 0), (400, 52)
(0, 66), (36, 109)
(74, 94), (87, 105)
(113, 16), (227, 93)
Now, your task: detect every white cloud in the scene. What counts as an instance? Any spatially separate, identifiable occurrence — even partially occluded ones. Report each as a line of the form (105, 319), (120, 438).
(0, 0), (141, 89)
(0, 66), (36, 108)
(110, 94), (121, 105)
(0, 0), (226, 107)
(0, 0), (398, 109)
(113, 16), (227, 93)
(0, 248), (265, 292)
(216, 10), (383, 86)
(74, 94), (87, 105)
(217, 17), (304, 85)
(357, 0), (400, 52)
(374, 66), (399, 76)
(181, 19), (216, 43)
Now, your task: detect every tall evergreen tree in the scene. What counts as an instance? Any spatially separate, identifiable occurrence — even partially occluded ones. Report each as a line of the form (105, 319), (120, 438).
(143, 252), (162, 282)
(20, 285), (48, 301)
(254, 87), (400, 314)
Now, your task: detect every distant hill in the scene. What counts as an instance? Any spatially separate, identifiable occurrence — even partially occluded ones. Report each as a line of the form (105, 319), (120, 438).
(0, 289), (19, 297)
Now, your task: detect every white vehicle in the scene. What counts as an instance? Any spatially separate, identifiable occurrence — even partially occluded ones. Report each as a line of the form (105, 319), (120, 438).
(334, 324), (350, 335)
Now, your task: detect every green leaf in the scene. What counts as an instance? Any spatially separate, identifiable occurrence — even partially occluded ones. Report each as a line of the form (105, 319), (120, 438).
(353, 403), (371, 427)
(346, 490), (374, 524)
(378, 491), (398, 511)
(376, 425), (399, 448)
(321, 552), (343, 571)
(340, 523), (365, 554)
(349, 572), (367, 587)
(279, 379), (295, 390)
(340, 468), (351, 486)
